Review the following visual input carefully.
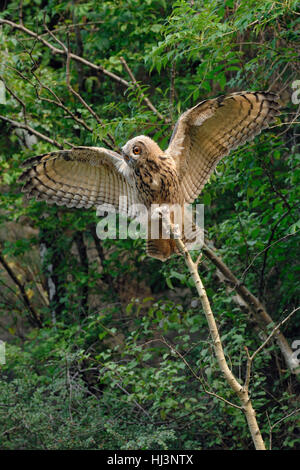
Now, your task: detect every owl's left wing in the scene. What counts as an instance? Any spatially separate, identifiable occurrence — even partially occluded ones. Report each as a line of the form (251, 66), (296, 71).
(19, 146), (137, 213)
(165, 92), (281, 203)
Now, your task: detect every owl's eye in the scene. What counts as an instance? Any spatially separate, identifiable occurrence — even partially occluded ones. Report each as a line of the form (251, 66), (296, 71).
(133, 146), (141, 155)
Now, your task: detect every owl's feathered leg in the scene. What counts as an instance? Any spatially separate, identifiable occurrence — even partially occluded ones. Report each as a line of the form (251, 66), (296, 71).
(145, 210), (179, 261)
(146, 205), (202, 261)
(146, 238), (180, 261)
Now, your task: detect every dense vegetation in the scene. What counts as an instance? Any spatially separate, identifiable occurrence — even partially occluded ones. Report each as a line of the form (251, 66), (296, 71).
(0, 0), (299, 450)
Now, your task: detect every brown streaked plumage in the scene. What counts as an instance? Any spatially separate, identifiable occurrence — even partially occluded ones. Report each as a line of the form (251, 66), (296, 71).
(19, 91), (281, 261)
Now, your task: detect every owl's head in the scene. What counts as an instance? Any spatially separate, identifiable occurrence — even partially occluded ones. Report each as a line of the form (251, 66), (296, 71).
(122, 135), (162, 166)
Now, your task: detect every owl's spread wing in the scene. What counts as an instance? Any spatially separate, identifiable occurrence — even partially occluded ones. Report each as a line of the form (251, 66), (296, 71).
(19, 146), (137, 212)
(166, 92), (281, 203)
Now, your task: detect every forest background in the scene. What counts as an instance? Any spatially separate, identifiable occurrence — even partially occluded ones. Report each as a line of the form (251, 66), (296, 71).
(0, 0), (299, 450)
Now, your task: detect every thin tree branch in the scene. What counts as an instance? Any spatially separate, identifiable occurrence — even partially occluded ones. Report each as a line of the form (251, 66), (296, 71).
(169, 61), (176, 121)
(0, 19), (129, 87)
(89, 225), (115, 288)
(32, 21), (105, 38)
(73, 231), (89, 316)
(259, 211), (290, 297)
(157, 336), (242, 410)
(259, 156), (296, 219)
(0, 114), (63, 149)
(5, 63), (93, 134)
(120, 56), (170, 124)
(0, 247), (42, 327)
(57, 29), (117, 150)
(241, 230), (300, 282)
(250, 307), (300, 364)
(18, 0), (24, 26)
(1, 18), (169, 124)
(203, 239), (300, 374)
(0, 75), (28, 124)
(268, 407), (300, 450)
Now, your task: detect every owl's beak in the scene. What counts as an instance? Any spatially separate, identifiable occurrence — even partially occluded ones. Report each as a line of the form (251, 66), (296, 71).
(123, 153), (129, 162)
(122, 151), (132, 165)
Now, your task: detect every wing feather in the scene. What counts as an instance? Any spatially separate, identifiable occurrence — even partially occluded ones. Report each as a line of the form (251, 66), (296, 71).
(166, 92), (281, 203)
(19, 146), (137, 212)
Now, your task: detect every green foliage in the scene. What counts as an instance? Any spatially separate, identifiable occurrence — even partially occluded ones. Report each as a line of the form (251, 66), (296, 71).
(0, 333), (177, 450)
(0, 0), (299, 450)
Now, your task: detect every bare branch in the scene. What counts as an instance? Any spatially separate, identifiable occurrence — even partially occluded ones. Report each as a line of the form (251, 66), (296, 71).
(241, 230), (300, 281)
(63, 33), (117, 150)
(120, 56), (170, 124)
(0, 246), (43, 327)
(268, 407), (300, 450)
(36, 21), (105, 38)
(259, 211), (290, 297)
(169, 61), (176, 121)
(18, 0), (24, 26)
(5, 62), (93, 134)
(0, 75), (28, 124)
(203, 239), (299, 374)
(158, 336), (242, 411)
(1, 19), (170, 134)
(195, 252), (203, 267)
(0, 114), (63, 149)
(0, 19), (129, 87)
(250, 307), (300, 363)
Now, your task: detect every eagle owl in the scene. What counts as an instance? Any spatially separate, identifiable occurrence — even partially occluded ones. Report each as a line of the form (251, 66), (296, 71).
(19, 92), (280, 260)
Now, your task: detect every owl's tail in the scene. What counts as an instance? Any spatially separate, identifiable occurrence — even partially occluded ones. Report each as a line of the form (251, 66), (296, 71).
(146, 208), (203, 261)
(146, 238), (180, 261)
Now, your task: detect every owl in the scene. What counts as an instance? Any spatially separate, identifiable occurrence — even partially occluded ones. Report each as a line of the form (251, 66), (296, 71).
(19, 91), (280, 260)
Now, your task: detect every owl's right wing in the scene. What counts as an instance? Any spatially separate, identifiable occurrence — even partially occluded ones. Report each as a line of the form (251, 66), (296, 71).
(19, 146), (138, 213)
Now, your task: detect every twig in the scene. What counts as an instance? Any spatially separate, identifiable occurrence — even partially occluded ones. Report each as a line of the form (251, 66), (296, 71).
(71, 4), (84, 90)
(259, 211), (290, 297)
(169, 61), (176, 121)
(18, 0), (24, 26)
(267, 62), (290, 92)
(195, 252), (203, 267)
(65, 355), (74, 423)
(157, 337), (242, 410)
(5, 62), (93, 135)
(50, 26), (117, 150)
(30, 21), (105, 38)
(0, 75), (27, 124)
(96, 357), (152, 420)
(243, 346), (252, 391)
(120, 56), (169, 124)
(1, 19), (171, 136)
(65, 46), (116, 149)
(268, 407), (300, 450)
(89, 225), (115, 288)
(259, 156), (296, 219)
(0, 114), (63, 149)
(203, 239), (299, 375)
(250, 307), (300, 364)
(0, 18), (170, 123)
(0, 246), (42, 327)
(241, 231), (300, 282)
(115, 382), (153, 419)
(0, 19), (129, 87)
